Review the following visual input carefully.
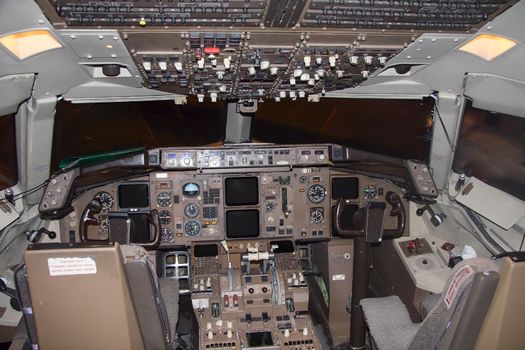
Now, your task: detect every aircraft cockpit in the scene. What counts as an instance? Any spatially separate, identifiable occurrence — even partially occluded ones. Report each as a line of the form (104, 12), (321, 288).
(1, 0), (525, 349)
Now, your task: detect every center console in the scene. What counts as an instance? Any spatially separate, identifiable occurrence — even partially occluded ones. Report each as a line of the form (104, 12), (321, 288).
(190, 240), (320, 350)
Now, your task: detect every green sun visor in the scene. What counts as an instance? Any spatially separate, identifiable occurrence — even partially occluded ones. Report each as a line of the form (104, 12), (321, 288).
(58, 147), (145, 170)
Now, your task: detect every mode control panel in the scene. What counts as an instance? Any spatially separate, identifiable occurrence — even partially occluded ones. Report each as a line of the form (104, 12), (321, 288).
(157, 145), (330, 170)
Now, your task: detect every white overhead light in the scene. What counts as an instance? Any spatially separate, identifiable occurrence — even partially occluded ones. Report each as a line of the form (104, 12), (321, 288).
(459, 34), (517, 61)
(0, 29), (62, 60)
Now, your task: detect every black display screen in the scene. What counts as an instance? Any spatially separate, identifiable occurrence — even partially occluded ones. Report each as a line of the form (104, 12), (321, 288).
(194, 244), (219, 258)
(332, 177), (359, 199)
(270, 240), (295, 253)
(118, 183), (149, 208)
(225, 177), (259, 206)
(246, 331), (274, 347)
(226, 209), (260, 238)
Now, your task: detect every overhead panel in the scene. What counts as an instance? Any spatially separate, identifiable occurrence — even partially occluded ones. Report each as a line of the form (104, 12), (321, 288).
(35, 0), (517, 100)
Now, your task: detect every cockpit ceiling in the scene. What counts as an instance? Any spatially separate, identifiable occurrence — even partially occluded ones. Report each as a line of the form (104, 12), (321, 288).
(33, 0), (516, 99)
(39, 0), (513, 31)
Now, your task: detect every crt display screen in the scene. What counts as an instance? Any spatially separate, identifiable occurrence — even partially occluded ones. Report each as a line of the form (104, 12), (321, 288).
(118, 183), (150, 208)
(246, 331), (274, 347)
(332, 177), (359, 199)
(225, 177), (259, 206)
(226, 209), (260, 238)
(194, 244), (219, 258)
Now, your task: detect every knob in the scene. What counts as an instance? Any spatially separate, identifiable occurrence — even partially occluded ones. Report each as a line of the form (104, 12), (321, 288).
(270, 67), (279, 75)
(349, 56), (359, 65)
(197, 58), (205, 69)
(284, 329), (290, 338)
(227, 330), (233, 339)
(143, 61), (151, 71)
(224, 57), (231, 70)
(206, 322), (212, 330)
(303, 328), (309, 336)
(207, 331), (213, 340)
(210, 93), (218, 103)
(174, 62), (183, 72)
(364, 56), (373, 65)
(158, 61), (167, 71)
(303, 55), (311, 67)
(260, 61), (270, 70)
(329, 56), (336, 67)
(289, 78), (296, 86)
(248, 66), (256, 76)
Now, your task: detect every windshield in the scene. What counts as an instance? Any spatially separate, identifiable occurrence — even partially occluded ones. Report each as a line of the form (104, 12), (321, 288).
(0, 114), (17, 191)
(453, 101), (525, 201)
(51, 98), (226, 171)
(51, 97), (434, 172)
(252, 98), (434, 161)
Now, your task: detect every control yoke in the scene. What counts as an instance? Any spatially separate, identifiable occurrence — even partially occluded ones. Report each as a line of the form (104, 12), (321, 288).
(80, 199), (161, 248)
(335, 191), (405, 242)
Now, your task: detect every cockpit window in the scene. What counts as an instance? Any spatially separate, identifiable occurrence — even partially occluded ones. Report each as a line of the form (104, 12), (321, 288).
(51, 98), (226, 171)
(453, 101), (525, 201)
(0, 114), (18, 191)
(252, 98), (434, 161)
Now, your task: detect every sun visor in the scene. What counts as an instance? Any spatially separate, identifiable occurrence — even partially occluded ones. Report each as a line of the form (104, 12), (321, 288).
(456, 176), (525, 230)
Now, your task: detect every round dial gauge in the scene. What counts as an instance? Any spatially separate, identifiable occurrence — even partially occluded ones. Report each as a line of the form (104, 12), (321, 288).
(157, 192), (172, 207)
(159, 210), (172, 225)
(160, 228), (174, 243)
(307, 184), (326, 203)
(184, 221), (201, 236)
(364, 185), (378, 199)
(265, 201), (276, 213)
(184, 203), (199, 218)
(310, 208), (324, 224)
(94, 191), (113, 210)
(182, 182), (200, 197)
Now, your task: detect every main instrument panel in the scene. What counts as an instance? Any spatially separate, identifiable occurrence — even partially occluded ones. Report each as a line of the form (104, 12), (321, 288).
(59, 144), (406, 246)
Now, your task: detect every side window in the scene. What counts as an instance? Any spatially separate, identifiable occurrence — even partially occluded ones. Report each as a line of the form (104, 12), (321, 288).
(0, 114), (18, 191)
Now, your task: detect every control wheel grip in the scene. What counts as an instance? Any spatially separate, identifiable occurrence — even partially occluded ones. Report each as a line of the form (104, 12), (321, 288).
(79, 199), (103, 242)
(141, 209), (161, 248)
(383, 191), (406, 238)
(334, 191), (406, 238)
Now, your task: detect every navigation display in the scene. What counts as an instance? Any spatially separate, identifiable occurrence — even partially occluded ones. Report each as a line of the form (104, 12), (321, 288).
(226, 209), (260, 238)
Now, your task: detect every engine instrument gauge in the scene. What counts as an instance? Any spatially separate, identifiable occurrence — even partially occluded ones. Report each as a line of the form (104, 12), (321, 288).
(94, 191), (113, 210)
(310, 207), (325, 224)
(182, 182), (200, 197)
(160, 228), (174, 243)
(184, 221), (201, 236)
(157, 192), (172, 207)
(159, 210), (172, 225)
(364, 185), (378, 199)
(265, 201), (276, 213)
(307, 184), (326, 203)
(184, 203), (199, 218)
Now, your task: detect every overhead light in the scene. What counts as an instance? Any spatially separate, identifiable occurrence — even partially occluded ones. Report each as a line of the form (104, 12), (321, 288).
(459, 34), (517, 61)
(0, 29), (62, 60)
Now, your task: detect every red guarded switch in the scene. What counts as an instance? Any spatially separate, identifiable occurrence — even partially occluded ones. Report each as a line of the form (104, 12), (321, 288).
(204, 47), (220, 55)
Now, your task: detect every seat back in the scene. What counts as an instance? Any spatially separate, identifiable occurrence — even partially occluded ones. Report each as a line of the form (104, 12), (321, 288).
(474, 256), (525, 350)
(408, 257), (500, 350)
(20, 243), (172, 350)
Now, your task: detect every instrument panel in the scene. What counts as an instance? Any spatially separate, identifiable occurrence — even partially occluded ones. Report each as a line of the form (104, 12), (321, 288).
(59, 144), (406, 246)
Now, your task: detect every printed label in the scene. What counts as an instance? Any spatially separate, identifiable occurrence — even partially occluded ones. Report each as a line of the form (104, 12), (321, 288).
(48, 257), (97, 276)
(444, 265), (474, 309)
(332, 274), (346, 281)
(192, 298), (210, 309)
